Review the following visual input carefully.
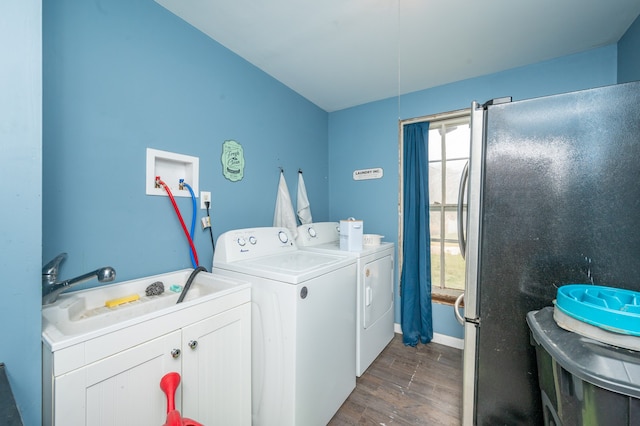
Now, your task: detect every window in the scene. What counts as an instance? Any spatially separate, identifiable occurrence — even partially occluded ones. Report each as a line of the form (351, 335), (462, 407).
(428, 115), (470, 301)
(399, 110), (470, 304)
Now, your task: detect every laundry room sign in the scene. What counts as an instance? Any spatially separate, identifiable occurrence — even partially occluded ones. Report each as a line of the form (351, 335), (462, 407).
(353, 167), (383, 181)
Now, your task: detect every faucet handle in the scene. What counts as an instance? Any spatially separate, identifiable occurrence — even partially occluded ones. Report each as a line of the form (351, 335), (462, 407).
(42, 252), (68, 277)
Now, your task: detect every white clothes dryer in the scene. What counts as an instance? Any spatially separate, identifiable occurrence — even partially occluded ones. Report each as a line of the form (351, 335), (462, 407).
(212, 227), (357, 426)
(296, 222), (395, 376)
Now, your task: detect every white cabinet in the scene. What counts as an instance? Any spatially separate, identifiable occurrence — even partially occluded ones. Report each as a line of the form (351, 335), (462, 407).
(181, 305), (251, 425)
(43, 287), (251, 426)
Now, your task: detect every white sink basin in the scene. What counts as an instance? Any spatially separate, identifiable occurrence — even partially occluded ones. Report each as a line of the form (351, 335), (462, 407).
(42, 269), (250, 342)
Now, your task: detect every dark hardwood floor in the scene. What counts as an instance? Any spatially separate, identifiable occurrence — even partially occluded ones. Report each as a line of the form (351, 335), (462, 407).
(329, 333), (463, 425)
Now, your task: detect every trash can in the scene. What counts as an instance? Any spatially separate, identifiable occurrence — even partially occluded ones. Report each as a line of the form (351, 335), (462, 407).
(527, 307), (640, 426)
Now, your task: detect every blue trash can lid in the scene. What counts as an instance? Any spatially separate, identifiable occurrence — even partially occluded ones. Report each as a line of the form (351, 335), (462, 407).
(555, 284), (640, 336)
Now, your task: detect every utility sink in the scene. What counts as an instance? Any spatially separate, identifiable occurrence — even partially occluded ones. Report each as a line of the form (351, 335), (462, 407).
(42, 269), (250, 346)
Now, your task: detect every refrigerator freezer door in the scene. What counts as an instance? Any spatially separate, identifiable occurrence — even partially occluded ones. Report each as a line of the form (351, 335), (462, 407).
(461, 320), (478, 426)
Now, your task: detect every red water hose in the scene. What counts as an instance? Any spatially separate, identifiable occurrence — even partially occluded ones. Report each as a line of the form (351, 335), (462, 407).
(156, 177), (200, 267)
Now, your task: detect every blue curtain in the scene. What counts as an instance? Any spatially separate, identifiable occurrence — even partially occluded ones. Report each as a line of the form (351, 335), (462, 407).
(400, 122), (432, 346)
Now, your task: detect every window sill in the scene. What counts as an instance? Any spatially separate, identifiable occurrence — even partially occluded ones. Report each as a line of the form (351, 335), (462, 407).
(432, 291), (463, 306)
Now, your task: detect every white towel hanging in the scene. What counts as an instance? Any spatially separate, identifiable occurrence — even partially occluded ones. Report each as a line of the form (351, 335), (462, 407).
(273, 171), (298, 238)
(296, 170), (313, 225)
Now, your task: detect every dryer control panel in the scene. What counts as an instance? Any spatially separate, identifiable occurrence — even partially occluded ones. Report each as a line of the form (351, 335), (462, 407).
(296, 222), (340, 247)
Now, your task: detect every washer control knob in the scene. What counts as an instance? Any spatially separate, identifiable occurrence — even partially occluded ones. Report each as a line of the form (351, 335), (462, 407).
(237, 237), (246, 246)
(307, 227), (317, 238)
(278, 231), (289, 244)
(249, 236), (257, 245)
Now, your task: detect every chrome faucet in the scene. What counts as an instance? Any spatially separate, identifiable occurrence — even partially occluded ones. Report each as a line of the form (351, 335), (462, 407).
(42, 253), (116, 305)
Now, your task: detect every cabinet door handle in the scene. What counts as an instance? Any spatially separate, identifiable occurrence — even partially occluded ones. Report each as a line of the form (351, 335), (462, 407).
(188, 340), (198, 350)
(171, 348), (181, 359)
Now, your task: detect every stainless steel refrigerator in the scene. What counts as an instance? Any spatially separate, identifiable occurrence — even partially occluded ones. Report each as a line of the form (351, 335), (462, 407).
(457, 81), (640, 425)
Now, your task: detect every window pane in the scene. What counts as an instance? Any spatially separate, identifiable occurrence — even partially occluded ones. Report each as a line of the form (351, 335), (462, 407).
(445, 159), (467, 204)
(444, 242), (465, 290)
(429, 162), (442, 205)
(430, 248), (442, 289)
(428, 129), (441, 161)
(444, 210), (460, 241)
(445, 124), (470, 159)
(429, 209), (441, 240)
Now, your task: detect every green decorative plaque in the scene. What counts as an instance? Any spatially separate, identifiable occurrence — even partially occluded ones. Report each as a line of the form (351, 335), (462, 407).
(221, 140), (244, 182)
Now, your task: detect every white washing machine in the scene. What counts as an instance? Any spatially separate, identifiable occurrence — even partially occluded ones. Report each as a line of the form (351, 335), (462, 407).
(296, 222), (395, 377)
(212, 227), (357, 426)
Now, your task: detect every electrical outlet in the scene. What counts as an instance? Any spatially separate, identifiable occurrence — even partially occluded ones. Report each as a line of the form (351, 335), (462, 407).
(200, 191), (211, 209)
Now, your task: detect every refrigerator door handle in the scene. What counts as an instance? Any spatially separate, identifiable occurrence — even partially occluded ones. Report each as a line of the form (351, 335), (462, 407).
(457, 161), (469, 260)
(454, 292), (465, 325)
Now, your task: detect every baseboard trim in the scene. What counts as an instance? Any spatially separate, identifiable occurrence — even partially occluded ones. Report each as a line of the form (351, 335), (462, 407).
(394, 323), (464, 350)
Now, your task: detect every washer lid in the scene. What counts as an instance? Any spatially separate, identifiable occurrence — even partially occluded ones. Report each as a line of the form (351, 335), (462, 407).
(214, 250), (355, 284)
(556, 284), (640, 336)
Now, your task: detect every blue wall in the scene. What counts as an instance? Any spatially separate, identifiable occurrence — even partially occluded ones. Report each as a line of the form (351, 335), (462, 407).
(43, 0), (329, 284)
(619, 14), (640, 83)
(327, 45), (618, 340)
(1, 2), (42, 425)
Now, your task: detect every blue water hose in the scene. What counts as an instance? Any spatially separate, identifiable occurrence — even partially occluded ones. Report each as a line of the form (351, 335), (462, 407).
(181, 180), (198, 268)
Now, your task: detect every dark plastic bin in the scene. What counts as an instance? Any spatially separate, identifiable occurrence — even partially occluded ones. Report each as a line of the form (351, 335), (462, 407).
(527, 307), (640, 426)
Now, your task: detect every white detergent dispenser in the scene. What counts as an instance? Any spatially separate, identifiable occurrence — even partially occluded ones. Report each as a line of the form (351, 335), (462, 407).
(340, 218), (363, 251)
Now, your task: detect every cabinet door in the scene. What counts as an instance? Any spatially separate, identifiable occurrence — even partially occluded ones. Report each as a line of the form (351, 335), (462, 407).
(181, 303), (251, 425)
(54, 330), (182, 426)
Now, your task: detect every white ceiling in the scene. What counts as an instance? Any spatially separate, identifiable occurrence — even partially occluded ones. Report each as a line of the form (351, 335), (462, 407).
(155, 0), (640, 112)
